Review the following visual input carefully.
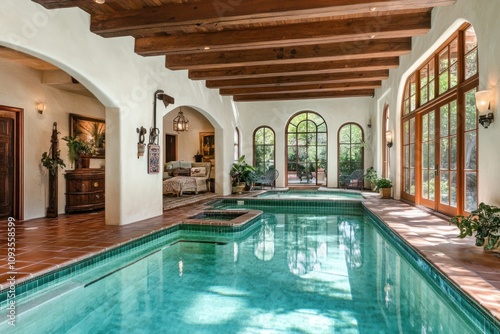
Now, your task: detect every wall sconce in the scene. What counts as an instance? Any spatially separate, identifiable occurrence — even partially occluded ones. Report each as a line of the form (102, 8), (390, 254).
(173, 107), (189, 132)
(385, 131), (393, 148)
(475, 90), (494, 128)
(36, 102), (46, 114)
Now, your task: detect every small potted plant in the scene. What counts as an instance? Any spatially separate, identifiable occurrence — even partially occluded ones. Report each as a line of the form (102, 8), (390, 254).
(450, 202), (500, 251)
(230, 155), (255, 194)
(364, 167), (377, 191)
(62, 135), (94, 168)
(375, 178), (392, 198)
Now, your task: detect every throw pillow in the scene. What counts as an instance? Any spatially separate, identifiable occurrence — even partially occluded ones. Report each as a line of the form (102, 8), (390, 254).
(190, 167), (206, 177)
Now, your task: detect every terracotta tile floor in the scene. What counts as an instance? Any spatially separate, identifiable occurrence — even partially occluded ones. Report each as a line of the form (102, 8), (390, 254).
(1, 195), (499, 323)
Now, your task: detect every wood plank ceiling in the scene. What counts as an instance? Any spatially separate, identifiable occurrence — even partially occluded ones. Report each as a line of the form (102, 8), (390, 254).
(32, 0), (456, 102)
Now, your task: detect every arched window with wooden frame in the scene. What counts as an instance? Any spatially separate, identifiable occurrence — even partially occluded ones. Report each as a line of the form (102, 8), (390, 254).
(401, 23), (479, 216)
(338, 123), (364, 187)
(382, 103), (390, 178)
(234, 127), (240, 161)
(253, 126), (275, 176)
(285, 111), (327, 186)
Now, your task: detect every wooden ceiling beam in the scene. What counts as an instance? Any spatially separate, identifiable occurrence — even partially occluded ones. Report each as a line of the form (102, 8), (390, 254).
(86, 0), (455, 38)
(233, 89), (375, 102)
(206, 70), (389, 88)
(135, 11), (430, 55)
(165, 38), (411, 70)
(219, 81), (382, 96)
(188, 57), (399, 80)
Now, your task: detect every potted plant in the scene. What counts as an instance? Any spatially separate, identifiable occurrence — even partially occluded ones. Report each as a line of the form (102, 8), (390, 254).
(230, 155), (255, 194)
(364, 167), (377, 191)
(375, 178), (392, 198)
(450, 202), (500, 251)
(62, 135), (94, 168)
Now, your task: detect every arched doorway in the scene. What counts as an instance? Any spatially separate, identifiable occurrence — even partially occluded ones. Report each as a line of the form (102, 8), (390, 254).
(286, 111), (327, 186)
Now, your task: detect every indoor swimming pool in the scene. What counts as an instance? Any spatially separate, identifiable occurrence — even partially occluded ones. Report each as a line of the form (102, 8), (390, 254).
(255, 189), (364, 200)
(0, 203), (498, 333)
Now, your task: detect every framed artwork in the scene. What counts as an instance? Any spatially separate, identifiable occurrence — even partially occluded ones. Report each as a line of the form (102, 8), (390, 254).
(148, 144), (160, 174)
(199, 132), (215, 158)
(70, 113), (105, 158)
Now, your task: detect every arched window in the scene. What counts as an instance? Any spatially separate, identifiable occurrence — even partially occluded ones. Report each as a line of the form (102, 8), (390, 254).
(234, 127), (240, 161)
(338, 123), (364, 187)
(253, 126), (275, 175)
(382, 104), (390, 178)
(286, 111), (327, 186)
(401, 24), (478, 216)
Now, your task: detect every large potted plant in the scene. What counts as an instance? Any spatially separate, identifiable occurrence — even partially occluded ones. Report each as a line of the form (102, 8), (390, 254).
(450, 202), (500, 251)
(62, 135), (93, 168)
(375, 178), (392, 198)
(230, 155), (255, 194)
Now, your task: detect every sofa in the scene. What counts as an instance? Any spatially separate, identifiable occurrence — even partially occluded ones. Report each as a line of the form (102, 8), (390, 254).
(163, 161), (211, 196)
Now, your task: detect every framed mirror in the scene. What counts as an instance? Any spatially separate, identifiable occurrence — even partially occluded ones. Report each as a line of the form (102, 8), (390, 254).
(70, 113), (105, 158)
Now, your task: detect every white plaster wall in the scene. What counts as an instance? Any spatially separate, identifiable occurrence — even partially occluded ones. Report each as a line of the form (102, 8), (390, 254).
(236, 97), (373, 188)
(162, 107), (214, 162)
(373, 0), (500, 205)
(0, 59), (105, 219)
(0, 0), (237, 224)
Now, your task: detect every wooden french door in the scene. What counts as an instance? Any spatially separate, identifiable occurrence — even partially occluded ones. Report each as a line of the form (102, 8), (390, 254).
(0, 115), (15, 218)
(165, 134), (176, 162)
(420, 99), (458, 215)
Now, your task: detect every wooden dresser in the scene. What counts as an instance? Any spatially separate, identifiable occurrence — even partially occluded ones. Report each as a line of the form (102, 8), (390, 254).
(65, 169), (105, 213)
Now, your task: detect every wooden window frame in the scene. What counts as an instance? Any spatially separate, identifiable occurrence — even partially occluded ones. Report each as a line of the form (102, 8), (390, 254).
(253, 126), (275, 175)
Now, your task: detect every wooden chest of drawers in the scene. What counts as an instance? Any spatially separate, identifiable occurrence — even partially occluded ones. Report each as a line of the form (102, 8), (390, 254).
(65, 169), (105, 213)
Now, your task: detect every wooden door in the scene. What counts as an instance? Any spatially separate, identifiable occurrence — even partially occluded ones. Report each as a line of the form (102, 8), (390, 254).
(0, 116), (14, 218)
(165, 134), (176, 162)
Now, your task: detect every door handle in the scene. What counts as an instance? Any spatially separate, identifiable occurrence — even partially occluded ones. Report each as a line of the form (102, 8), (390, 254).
(434, 164), (439, 176)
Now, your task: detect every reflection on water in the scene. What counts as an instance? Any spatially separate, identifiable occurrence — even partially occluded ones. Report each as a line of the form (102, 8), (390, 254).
(253, 216), (276, 261)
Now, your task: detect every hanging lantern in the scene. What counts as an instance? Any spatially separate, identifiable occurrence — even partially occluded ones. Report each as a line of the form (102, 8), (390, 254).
(173, 107), (189, 132)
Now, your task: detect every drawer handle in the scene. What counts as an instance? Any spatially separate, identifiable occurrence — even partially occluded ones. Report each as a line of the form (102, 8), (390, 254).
(95, 194), (100, 199)
(93, 182), (99, 187)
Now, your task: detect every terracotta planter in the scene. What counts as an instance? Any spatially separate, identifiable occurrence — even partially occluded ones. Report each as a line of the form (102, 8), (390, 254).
(379, 187), (391, 199)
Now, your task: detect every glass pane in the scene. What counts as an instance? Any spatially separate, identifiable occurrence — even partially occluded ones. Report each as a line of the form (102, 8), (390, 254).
(440, 171), (449, 205)
(317, 133), (327, 145)
(403, 121), (409, 145)
(422, 170), (429, 200)
(405, 168), (410, 193)
(429, 142), (435, 168)
(298, 121), (307, 133)
(449, 38), (458, 65)
(421, 87), (428, 105)
(297, 133), (307, 146)
(265, 129), (274, 145)
(287, 123), (296, 133)
(441, 138), (449, 169)
(309, 133), (317, 145)
(450, 63), (458, 88)
(439, 72), (448, 94)
(339, 127), (350, 143)
(410, 95), (416, 111)
(429, 174), (435, 201)
(450, 171), (457, 208)
(464, 132), (477, 170)
(450, 136), (457, 170)
(288, 133), (297, 145)
(465, 26), (477, 53)
(465, 50), (478, 79)
(422, 113), (429, 141)
(439, 48), (449, 72)
(410, 168), (416, 195)
(351, 125), (363, 144)
(465, 172), (478, 212)
(422, 142), (429, 168)
(450, 100), (457, 135)
(410, 118), (416, 143)
(429, 80), (435, 100)
(440, 105), (449, 137)
(405, 146), (410, 167)
(255, 128), (264, 145)
(420, 66), (428, 86)
(317, 123), (327, 132)
(429, 111), (435, 140)
(465, 89), (477, 130)
(409, 144), (415, 168)
(307, 120), (316, 133)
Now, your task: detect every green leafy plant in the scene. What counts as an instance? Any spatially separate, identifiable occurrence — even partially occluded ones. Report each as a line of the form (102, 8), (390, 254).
(230, 155), (255, 186)
(364, 167), (377, 184)
(62, 135), (93, 166)
(450, 202), (500, 250)
(41, 149), (66, 176)
(375, 178), (392, 190)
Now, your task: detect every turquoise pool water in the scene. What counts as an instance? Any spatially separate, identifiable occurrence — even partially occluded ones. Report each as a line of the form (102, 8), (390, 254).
(256, 189), (363, 200)
(1, 205), (499, 333)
